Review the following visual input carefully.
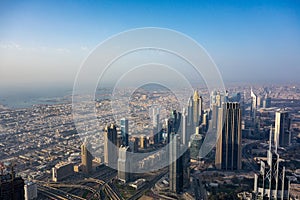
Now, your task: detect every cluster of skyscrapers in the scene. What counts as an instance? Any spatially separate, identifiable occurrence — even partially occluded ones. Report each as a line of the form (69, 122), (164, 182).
(78, 88), (293, 197)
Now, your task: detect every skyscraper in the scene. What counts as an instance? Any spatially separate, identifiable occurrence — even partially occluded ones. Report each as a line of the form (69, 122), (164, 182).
(181, 108), (188, 145)
(0, 162), (25, 200)
(192, 90), (202, 127)
(120, 118), (129, 146)
(128, 137), (139, 153)
(189, 126), (204, 160)
(250, 88), (257, 123)
(169, 133), (183, 193)
(104, 123), (118, 168)
(168, 110), (190, 193)
(187, 96), (194, 139)
(254, 127), (290, 200)
(262, 93), (271, 108)
(215, 102), (242, 170)
(211, 104), (219, 129)
(274, 110), (291, 148)
(210, 90), (227, 130)
(81, 142), (93, 174)
(152, 107), (162, 144)
(166, 110), (181, 143)
(118, 146), (131, 183)
(24, 181), (37, 200)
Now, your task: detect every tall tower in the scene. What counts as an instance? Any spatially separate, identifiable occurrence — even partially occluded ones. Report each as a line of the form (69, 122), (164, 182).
(118, 146), (131, 183)
(104, 124), (118, 168)
(210, 90), (227, 131)
(120, 118), (129, 146)
(187, 96), (194, 137)
(81, 142), (93, 174)
(215, 102), (242, 170)
(254, 126), (290, 200)
(169, 133), (183, 193)
(189, 126), (204, 160)
(0, 162), (25, 200)
(216, 91), (222, 107)
(250, 88), (257, 123)
(193, 90), (200, 126)
(166, 110), (181, 143)
(181, 108), (188, 145)
(263, 93), (271, 108)
(274, 110), (291, 148)
(151, 107), (161, 144)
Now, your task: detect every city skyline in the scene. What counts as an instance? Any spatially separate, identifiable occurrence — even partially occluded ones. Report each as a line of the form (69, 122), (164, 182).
(1, 1), (300, 199)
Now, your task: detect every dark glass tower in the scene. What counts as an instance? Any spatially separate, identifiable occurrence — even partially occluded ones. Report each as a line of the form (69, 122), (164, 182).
(169, 133), (183, 193)
(120, 118), (129, 146)
(104, 124), (118, 169)
(215, 102), (242, 170)
(0, 163), (25, 200)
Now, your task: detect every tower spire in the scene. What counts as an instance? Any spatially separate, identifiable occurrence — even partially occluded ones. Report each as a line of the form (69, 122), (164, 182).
(193, 90), (199, 101)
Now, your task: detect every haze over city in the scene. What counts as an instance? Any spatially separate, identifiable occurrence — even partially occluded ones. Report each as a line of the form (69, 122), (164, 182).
(1, 0), (300, 93)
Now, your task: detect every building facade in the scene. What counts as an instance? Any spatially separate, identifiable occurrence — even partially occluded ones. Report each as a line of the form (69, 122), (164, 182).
(118, 146), (131, 183)
(81, 142), (93, 174)
(104, 123), (118, 168)
(120, 118), (129, 146)
(274, 110), (291, 148)
(52, 162), (74, 182)
(215, 102), (242, 170)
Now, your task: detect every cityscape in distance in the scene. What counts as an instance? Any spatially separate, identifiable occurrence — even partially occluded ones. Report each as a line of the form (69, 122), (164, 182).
(1, 1), (300, 200)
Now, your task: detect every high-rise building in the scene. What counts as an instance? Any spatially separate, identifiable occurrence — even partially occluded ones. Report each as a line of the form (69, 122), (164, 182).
(210, 90), (228, 131)
(140, 135), (148, 149)
(188, 96), (194, 127)
(250, 88), (257, 123)
(166, 110), (181, 143)
(192, 90), (202, 127)
(81, 142), (93, 174)
(151, 107), (162, 144)
(189, 126), (204, 160)
(211, 104), (219, 129)
(128, 137), (139, 153)
(181, 108), (188, 145)
(104, 124), (118, 168)
(52, 162), (74, 181)
(118, 146), (131, 183)
(202, 111), (208, 132)
(274, 110), (291, 148)
(24, 181), (37, 200)
(168, 109), (190, 193)
(263, 93), (271, 108)
(0, 162), (24, 200)
(120, 118), (129, 146)
(169, 133), (183, 193)
(254, 127), (290, 199)
(215, 102), (242, 170)
(182, 148), (191, 189)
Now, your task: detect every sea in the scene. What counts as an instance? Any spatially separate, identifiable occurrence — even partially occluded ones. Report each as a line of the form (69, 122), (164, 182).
(0, 87), (73, 109)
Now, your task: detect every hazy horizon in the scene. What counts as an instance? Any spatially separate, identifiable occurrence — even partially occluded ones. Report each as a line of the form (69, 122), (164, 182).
(1, 0), (300, 91)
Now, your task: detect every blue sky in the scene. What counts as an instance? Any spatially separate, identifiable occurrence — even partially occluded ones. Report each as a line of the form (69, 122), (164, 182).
(0, 0), (300, 90)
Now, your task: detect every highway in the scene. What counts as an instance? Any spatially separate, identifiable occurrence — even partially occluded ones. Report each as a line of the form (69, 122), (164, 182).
(192, 175), (207, 200)
(37, 184), (85, 200)
(128, 169), (168, 200)
(242, 139), (260, 171)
